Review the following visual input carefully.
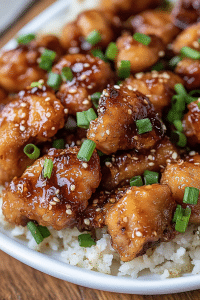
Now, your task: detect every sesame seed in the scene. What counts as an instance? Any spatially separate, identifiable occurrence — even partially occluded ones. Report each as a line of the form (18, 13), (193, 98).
(148, 155), (153, 160)
(106, 130), (110, 135)
(50, 201), (57, 206)
(70, 184), (75, 191)
(189, 151), (196, 156)
(158, 51), (165, 57)
(114, 85), (120, 89)
(127, 154), (131, 158)
(166, 159), (171, 163)
(178, 159), (184, 165)
(55, 189), (60, 195)
(51, 127), (56, 130)
(150, 149), (156, 153)
(20, 125), (25, 131)
(162, 72), (170, 79)
(69, 88), (77, 93)
(82, 162), (88, 168)
(104, 92), (109, 97)
(96, 208), (101, 212)
(127, 85), (133, 91)
(132, 157), (139, 161)
(172, 152), (178, 160)
(66, 204), (71, 209)
(128, 109), (132, 115)
(135, 72), (143, 79)
(45, 97), (51, 102)
(149, 162), (155, 166)
(84, 63), (90, 67)
(109, 198), (115, 203)
(53, 197), (60, 203)
(133, 136), (138, 140)
(143, 100), (148, 105)
(21, 120), (25, 125)
(21, 113), (26, 118)
(64, 108), (69, 114)
(15, 124), (19, 127)
(76, 140), (81, 146)
(84, 218), (90, 225)
(135, 231), (143, 237)
(88, 85), (93, 89)
(193, 41), (199, 48)
(105, 162), (112, 167)
(46, 112), (51, 118)
(20, 102), (27, 107)
(194, 162), (200, 165)
(49, 204), (52, 210)
(123, 98), (127, 102)
(93, 199), (98, 204)
(83, 99), (89, 105)
(66, 209), (72, 215)
(123, 217), (128, 222)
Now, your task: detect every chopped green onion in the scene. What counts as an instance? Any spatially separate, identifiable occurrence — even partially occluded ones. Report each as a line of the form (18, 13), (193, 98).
(23, 144), (40, 160)
(91, 49), (106, 61)
(78, 233), (96, 247)
(52, 139), (65, 149)
(105, 42), (118, 60)
(136, 118), (153, 134)
(17, 33), (35, 45)
(151, 61), (164, 71)
(173, 120), (183, 132)
(171, 131), (187, 147)
(174, 83), (187, 97)
(27, 222), (44, 244)
(39, 49), (56, 71)
(183, 187), (199, 205)
(43, 158), (53, 179)
(91, 92), (101, 108)
(47, 72), (62, 90)
(61, 67), (73, 82)
(167, 109), (183, 123)
(173, 205), (191, 233)
(173, 204), (184, 222)
(37, 225), (51, 238)
(133, 32), (151, 46)
(117, 60), (131, 79)
(97, 150), (105, 156)
(180, 46), (200, 60)
(143, 170), (159, 185)
(198, 102), (200, 109)
(172, 95), (186, 112)
(76, 108), (97, 129)
(169, 56), (182, 69)
(86, 30), (102, 46)
(77, 139), (96, 162)
(30, 81), (44, 88)
(130, 176), (143, 187)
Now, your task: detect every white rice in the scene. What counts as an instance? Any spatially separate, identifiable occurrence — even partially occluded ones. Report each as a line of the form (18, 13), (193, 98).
(1, 186), (200, 279)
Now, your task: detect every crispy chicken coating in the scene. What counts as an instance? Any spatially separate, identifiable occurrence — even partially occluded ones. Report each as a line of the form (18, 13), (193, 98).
(101, 137), (180, 190)
(53, 53), (114, 115)
(0, 86), (65, 185)
(182, 100), (200, 145)
(130, 10), (180, 45)
(172, 22), (200, 54)
(161, 154), (200, 223)
(105, 184), (176, 261)
(171, 0), (200, 29)
(116, 32), (165, 74)
(87, 84), (164, 155)
(125, 71), (183, 115)
(175, 58), (200, 90)
(2, 147), (101, 230)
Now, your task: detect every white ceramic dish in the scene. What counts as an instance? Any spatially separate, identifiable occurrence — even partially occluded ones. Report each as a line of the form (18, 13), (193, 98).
(1, 0), (200, 295)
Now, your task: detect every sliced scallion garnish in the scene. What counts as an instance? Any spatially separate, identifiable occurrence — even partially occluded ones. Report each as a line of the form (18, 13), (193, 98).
(77, 140), (96, 162)
(171, 130), (187, 147)
(133, 32), (151, 46)
(78, 233), (96, 247)
(143, 170), (159, 185)
(86, 30), (102, 46)
(130, 176), (143, 187)
(47, 72), (62, 90)
(117, 60), (131, 79)
(180, 46), (200, 60)
(61, 67), (73, 82)
(76, 108), (97, 129)
(43, 158), (54, 179)
(136, 118), (152, 134)
(52, 139), (65, 149)
(23, 144), (40, 160)
(105, 42), (118, 60)
(17, 33), (35, 45)
(183, 187), (200, 205)
(39, 49), (56, 71)
(91, 92), (101, 108)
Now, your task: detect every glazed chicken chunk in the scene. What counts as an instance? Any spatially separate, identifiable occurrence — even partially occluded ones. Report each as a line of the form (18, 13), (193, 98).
(161, 154), (200, 224)
(2, 147), (101, 230)
(130, 10), (180, 45)
(116, 32), (165, 74)
(105, 184), (176, 261)
(52, 53), (114, 115)
(0, 86), (65, 185)
(101, 137), (180, 190)
(175, 58), (200, 90)
(182, 100), (200, 145)
(125, 71), (183, 115)
(87, 84), (164, 155)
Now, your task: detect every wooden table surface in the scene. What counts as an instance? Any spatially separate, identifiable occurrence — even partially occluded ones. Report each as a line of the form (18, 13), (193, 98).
(0, 0), (200, 299)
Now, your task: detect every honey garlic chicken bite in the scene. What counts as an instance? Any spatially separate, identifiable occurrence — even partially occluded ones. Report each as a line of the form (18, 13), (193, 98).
(101, 137), (180, 190)
(125, 71), (183, 115)
(53, 54), (114, 115)
(171, 0), (200, 30)
(161, 155), (200, 224)
(130, 10), (180, 45)
(105, 184), (176, 261)
(87, 84), (164, 155)
(116, 32), (165, 74)
(2, 147), (101, 230)
(175, 58), (200, 90)
(0, 86), (65, 185)
(182, 100), (200, 145)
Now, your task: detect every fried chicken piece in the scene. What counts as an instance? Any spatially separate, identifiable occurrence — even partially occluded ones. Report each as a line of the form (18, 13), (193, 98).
(182, 100), (200, 145)
(171, 0), (200, 30)
(100, 0), (161, 20)
(175, 58), (200, 90)
(53, 53), (114, 115)
(172, 22), (200, 54)
(87, 84), (164, 155)
(161, 154), (200, 223)
(101, 137), (180, 190)
(105, 184), (176, 261)
(116, 32), (165, 74)
(0, 86), (65, 185)
(130, 10), (180, 45)
(125, 71), (183, 115)
(2, 147), (101, 230)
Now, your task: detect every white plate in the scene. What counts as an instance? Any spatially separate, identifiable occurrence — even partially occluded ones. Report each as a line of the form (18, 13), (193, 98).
(1, 0), (200, 295)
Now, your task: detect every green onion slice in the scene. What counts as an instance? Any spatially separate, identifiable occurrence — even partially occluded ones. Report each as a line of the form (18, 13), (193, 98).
(39, 49), (56, 71)
(43, 158), (54, 179)
(143, 170), (159, 185)
(78, 233), (96, 247)
(171, 131), (187, 147)
(173, 205), (191, 233)
(169, 56), (182, 69)
(91, 49), (106, 61)
(76, 108), (97, 129)
(117, 60), (131, 79)
(133, 33), (151, 46)
(52, 139), (65, 149)
(183, 187), (200, 205)
(130, 175), (143, 187)
(47, 72), (62, 90)
(167, 109), (183, 124)
(136, 118), (153, 134)
(91, 92), (101, 109)
(37, 225), (51, 238)
(23, 144), (40, 160)
(173, 120), (183, 132)
(27, 221), (51, 244)
(174, 83), (187, 97)
(105, 42), (118, 60)
(30, 81), (44, 88)
(17, 33), (35, 45)
(180, 46), (200, 60)
(172, 95), (185, 112)
(86, 30), (102, 46)
(151, 61), (164, 71)
(77, 139), (96, 162)
(61, 67), (73, 82)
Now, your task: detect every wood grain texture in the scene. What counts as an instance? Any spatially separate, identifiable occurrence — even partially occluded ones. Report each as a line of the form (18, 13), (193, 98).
(1, 0), (200, 299)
